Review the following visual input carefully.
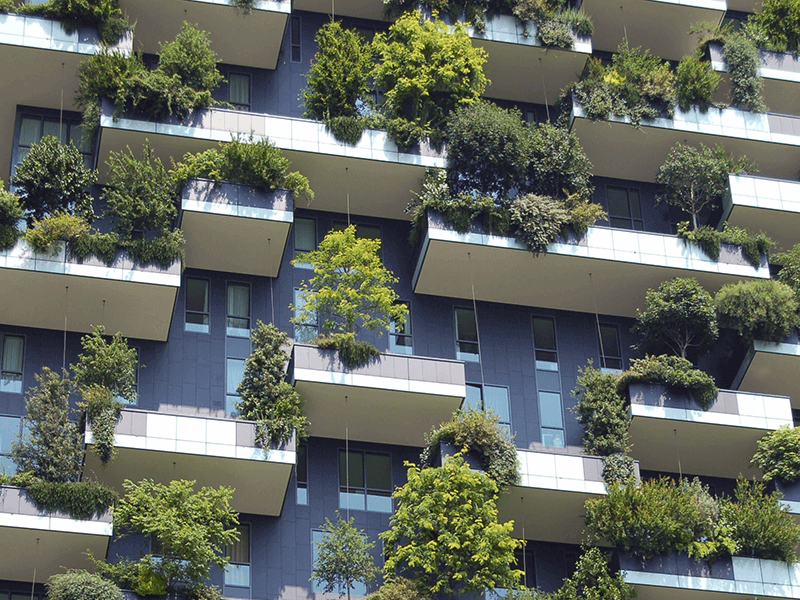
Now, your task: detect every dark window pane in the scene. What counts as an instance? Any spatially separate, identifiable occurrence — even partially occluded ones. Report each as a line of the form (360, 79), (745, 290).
(297, 445), (307, 484)
(599, 325), (621, 358)
(532, 317), (556, 351)
(606, 187), (630, 218)
(295, 218), (315, 253)
(609, 217), (633, 230)
(455, 308), (477, 342)
(365, 453), (391, 491)
(339, 450), (364, 489)
(629, 189), (642, 219)
(186, 279), (209, 313)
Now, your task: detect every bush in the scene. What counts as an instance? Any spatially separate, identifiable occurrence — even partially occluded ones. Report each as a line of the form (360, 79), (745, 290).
(602, 453), (636, 485)
(556, 547), (636, 600)
(420, 407), (520, 489)
(617, 355), (719, 410)
(26, 479), (118, 520)
(23, 213), (90, 255)
(570, 363), (630, 457)
(19, 0), (129, 45)
(751, 426), (800, 482)
(747, 0), (800, 54)
(0, 188), (22, 250)
(315, 332), (381, 370)
(536, 15), (573, 48)
(508, 194), (570, 256)
(775, 243), (800, 303)
(715, 280), (798, 344)
(367, 578), (432, 600)
(676, 222), (772, 267)
(157, 21), (224, 92)
(723, 32), (766, 112)
(524, 122), (593, 201)
(566, 194), (606, 237)
(47, 570), (122, 600)
(560, 8), (594, 36)
(675, 53), (720, 112)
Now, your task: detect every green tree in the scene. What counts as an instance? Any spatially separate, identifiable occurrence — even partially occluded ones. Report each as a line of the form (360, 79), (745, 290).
(752, 425), (800, 483)
(715, 280), (799, 343)
(11, 368), (83, 483)
(0, 187), (22, 250)
(371, 10), (488, 149)
(157, 21), (225, 92)
(236, 321), (309, 446)
(311, 511), (379, 600)
(570, 363), (630, 457)
(524, 123), (593, 201)
(554, 547), (636, 600)
(46, 570), (122, 600)
(633, 277), (718, 361)
(775, 243), (800, 303)
(747, 0), (800, 54)
(675, 52), (720, 112)
(11, 136), (97, 222)
(655, 142), (754, 229)
(381, 456), (522, 599)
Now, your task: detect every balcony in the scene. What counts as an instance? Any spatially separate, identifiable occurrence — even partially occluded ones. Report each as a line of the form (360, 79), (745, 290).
(82, 409), (296, 516)
(627, 382), (792, 479)
(0, 239), (180, 341)
(619, 552), (800, 600)
(412, 211), (769, 318)
(292, 0), (384, 20)
(732, 332), (800, 409)
(0, 485), (112, 582)
(580, 0), (725, 61)
(496, 448), (620, 544)
(117, 0), (289, 70)
(179, 178), (293, 277)
(288, 344), (466, 447)
(569, 100), (800, 181)
(0, 13), (131, 182)
(709, 43), (800, 117)
(720, 174), (800, 253)
(97, 100), (445, 221)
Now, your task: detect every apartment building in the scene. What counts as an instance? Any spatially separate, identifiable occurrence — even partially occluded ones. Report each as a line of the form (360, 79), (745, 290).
(1, 0), (799, 598)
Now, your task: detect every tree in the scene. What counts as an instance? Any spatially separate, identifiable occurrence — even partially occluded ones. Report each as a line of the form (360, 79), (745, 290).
(381, 455), (523, 600)
(554, 547), (636, 600)
(714, 280), (799, 343)
(311, 511), (379, 600)
(655, 142), (754, 229)
(633, 277), (718, 361)
(0, 187), (22, 250)
(570, 363), (630, 457)
(11, 367), (83, 483)
(236, 321), (309, 446)
(157, 21), (224, 92)
(11, 136), (96, 222)
(524, 123), (593, 201)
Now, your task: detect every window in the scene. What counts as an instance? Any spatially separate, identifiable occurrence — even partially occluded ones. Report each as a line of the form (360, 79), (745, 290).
(297, 444), (308, 505)
(312, 529), (368, 595)
(293, 288), (318, 343)
(532, 317), (564, 448)
(606, 186), (643, 231)
(16, 112), (92, 170)
(228, 74), (251, 111)
(226, 283), (250, 337)
(185, 278), (210, 333)
(389, 302), (412, 355)
(597, 324), (623, 371)
(226, 358), (245, 416)
(531, 316), (557, 371)
(339, 450), (392, 513)
(464, 384), (511, 434)
(332, 222), (382, 257)
(291, 16), (301, 63)
(0, 416), (22, 473)
(225, 524), (251, 589)
(455, 307), (479, 362)
(1, 335), (24, 394)
(294, 217), (315, 268)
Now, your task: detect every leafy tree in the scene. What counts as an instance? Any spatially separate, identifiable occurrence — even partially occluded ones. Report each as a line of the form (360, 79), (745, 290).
(747, 0), (800, 54)
(47, 570), (122, 600)
(236, 321), (309, 446)
(381, 455), (523, 600)
(311, 511), (379, 600)
(655, 142), (754, 229)
(775, 243), (800, 303)
(570, 363), (630, 457)
(675, 52), (720, 112)
(11, 368), (83, 483)
(633, 277), (718, 362)
(11, 136), (96, 222)
(554, 547), (636, 600)
(752, 425), (800, 483)
(157, 21), (225, 92)
(371, 11), (488, 149)
(715, 280), (799, 344)
(524, 123), (593, 201)
(0, 187), (22, 250)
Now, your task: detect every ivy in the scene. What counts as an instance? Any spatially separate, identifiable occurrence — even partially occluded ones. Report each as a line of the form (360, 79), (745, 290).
(570, 363), (630, 457)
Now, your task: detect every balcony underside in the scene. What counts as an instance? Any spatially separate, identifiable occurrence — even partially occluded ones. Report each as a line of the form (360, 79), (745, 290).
(734, 342), (800, 409)
(581, 0), (724, 61)
(118, 0), (289, 70)
(291, 0), (385, 20)
(724, 204), (800, 253)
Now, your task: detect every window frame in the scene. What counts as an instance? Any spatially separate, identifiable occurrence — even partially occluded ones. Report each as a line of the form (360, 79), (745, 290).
(454, 306), (479, 363)
(185, 277), (211, 334)
(226, 281), (251, 338)
(13, 109), (93, 174)
(293, 216), (316, 269)
(311, 528), (369, 595)
(463, 383), (512, 434)
(605, 185), (644, 231)
(389, 301), (412, 355)
(290, 15), (302, 63)
(227, 73), (251, 111)
(531, 316), (565, 449)
(224, 523), (251, 590)
(296, 443), (308, 505)
(597, 323), (623, 372)
(338, 449), (392, 513)
(0, 414), (23, 474)
(0, 334), (24, 394)
(293, 288), (318, 343)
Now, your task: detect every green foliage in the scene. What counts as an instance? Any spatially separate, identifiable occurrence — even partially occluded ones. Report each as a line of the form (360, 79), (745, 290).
(23, 213), (90, 255)
(602, 453), (636, 486)
(747, 0), (800, 54)
(525, 122), (593, 201)
(367, 578), (432, 600)
(566, 194), (607, 238)
(776, 243), (800, 303)
(315, 332), (381, 370)
(372, 11), (488, 149)
(715, 280), (798, 344)
(231, 0), (255, 13)
(508, 194), (570, 256)
(101, 478), (239, 596)
(311, 511), (378, 599)
(633, 277), (718, 361)
(292, 225), (407, 341)
(158, 21), (224, 92)
(752, 426), (800, 482)
(381, 455), (523, 599)
(26, 479), (118, 520)
(11, 136), (96, 222)
(675, 53), (720, 112)
(302, 22), (372, 145)
(237, 321), (308, 446)
(17, 0), (128, 45)
(46, 570), (122, 600)
(617, 355), (719, 410)
(0, 188), (22, 250)
(555, 547), (636, 600)
(536, 15), (573, 48)
(175, 136), (313, 201)
(72, 325), (138, 401)
(721, 478), (800, 562)
(559, 8), (594, 36)
(420, 407), (520, 489)
(676, 221), (772, 267)
(723, 32), (767, 112)
(570, 363), (630, 456)
(11, 368), (83, 483)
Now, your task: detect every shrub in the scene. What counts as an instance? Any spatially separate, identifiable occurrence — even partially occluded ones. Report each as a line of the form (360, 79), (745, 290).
(747, 0), (800, 54)
(26, 479), (118, 520)
(560, 8), (594, 36)
(19, 0), (129, 45)
(508, 194), (570, 256)
(676, 222), (772, 267)
(556, 547), (636, 600)
(11, 136), (96, 222)
(566, 194), (606, 237)
(570, 363), (630, 457)
(675, 53), (720, 112)
(158, 21), (224, 92)
(777, 243), (800, 304)
(715, 280), (798, 344)
(723, 32), (767, 112)
(367, 578), (432, 600)
(524, 122), (593, 201)
(536, 15), (573, 48)
(47, 570), (122, 600)
(23, 213), (91, 255)
(0, 188), (22, 250)
(420, 407), (520, 489)
(602, 453), (636, 485)
(751, 425), (800, 482)
(315, 332), (381, 370)
(617, 355), (718, 410)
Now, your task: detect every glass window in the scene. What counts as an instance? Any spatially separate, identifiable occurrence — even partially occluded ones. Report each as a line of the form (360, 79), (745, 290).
(226, 283), (250, 337)
(226, 358), (246, 416)
(539, 391), (565, 448)
(16, 113), (92, 170)
(532, 317), (557, 370)
(455, 308), (479, 362)
(185, 278), (210, 333)
(598, 324), (623, 371)
(0, 415), (22, 474)
(389, 302), (412, 355)
(464, 383), (482, 411)
(294, 217), (315, 268)
(228, 74), (251, 111)
(225, 524), (251, 588)
(606, 186), (643, 231)
(291, 16), (301, 63)
(338, 450), (392, 513)
(293, 289), (318, 343)
(462, 384), (511, 434)
(1, 335), (24, 394)
(312, 529), (368, 595)
(297, 444), (308, 505)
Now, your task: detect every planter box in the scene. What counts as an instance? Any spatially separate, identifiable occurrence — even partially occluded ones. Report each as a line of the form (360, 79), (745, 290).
(431, 441), (484, 472)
